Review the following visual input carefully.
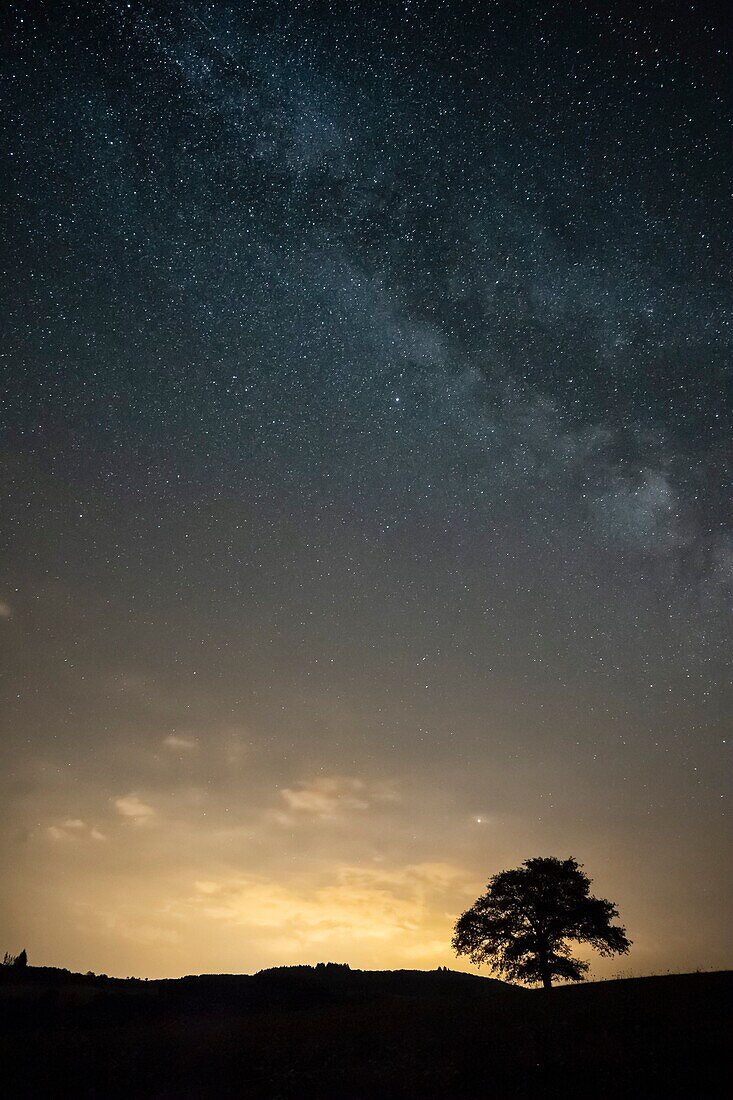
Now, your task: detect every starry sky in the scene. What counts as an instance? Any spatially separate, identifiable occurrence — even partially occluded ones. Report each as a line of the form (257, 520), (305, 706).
(1, 1), (730, 980)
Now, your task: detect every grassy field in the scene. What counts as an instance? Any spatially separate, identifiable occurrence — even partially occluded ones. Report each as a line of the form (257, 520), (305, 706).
(1, 964), (730, 1098)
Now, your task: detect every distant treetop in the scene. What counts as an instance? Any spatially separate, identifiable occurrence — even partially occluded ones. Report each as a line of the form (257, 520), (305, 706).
(3, 949), (28, 968)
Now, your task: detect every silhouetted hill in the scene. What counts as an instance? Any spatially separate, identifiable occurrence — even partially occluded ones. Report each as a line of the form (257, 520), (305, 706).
(1, 964), (730, 1098)
(0, 961), (515, 1014)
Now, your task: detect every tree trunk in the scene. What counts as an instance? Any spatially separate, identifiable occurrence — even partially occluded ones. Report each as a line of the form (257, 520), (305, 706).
(537, 944), (552, 989)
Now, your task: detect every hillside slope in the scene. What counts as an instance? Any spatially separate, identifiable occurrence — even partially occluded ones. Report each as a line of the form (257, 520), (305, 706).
(1, 966), (730, 1098)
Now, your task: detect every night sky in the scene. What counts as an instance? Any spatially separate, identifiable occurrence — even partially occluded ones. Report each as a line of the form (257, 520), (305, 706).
(1, 1), (730, 980)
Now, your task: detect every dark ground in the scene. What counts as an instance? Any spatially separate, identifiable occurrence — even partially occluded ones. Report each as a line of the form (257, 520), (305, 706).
(0, 964), (730, 1098)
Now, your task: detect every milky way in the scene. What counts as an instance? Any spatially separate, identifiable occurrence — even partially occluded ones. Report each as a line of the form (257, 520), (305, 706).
(1, 2), (730, 978)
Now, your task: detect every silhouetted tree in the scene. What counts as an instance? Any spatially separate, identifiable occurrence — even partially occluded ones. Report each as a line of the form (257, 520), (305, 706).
(453, 857), (630, 988)
(13, 949), (27, 968)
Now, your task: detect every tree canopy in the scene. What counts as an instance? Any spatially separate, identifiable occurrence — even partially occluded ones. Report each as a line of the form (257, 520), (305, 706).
(453, 856), (630, 988)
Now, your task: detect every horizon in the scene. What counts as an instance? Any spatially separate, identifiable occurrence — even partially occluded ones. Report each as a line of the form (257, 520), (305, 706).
(6, 955), (728, 986)
(1, 2), (730, 984)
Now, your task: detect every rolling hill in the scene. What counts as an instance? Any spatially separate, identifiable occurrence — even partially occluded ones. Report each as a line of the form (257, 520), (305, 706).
(1, 963), (730, 1097)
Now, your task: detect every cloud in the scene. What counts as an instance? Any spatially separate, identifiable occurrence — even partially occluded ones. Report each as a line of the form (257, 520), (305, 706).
(278, 776), (398, 820)
(162, 734), (198, 752)
(193, 862), (469, 950)
(342, 862), (466, 892)
(99, 912), (181, 947)
(114, 794), (156, 823)
(47, 819), (106, 842)
(0, 601), (12, 619)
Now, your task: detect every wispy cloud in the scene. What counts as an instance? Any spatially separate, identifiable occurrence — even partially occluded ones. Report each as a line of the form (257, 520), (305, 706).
(162, 733), (198, 752)
(114, 794), (156, 823)
(0, 600), (12, 619)
(47, 819), (106, 842)
(193, 862), (470, 951)
(278, 776), (398, 820)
